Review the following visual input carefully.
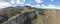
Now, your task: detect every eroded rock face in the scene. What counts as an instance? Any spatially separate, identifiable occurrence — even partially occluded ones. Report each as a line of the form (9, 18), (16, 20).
(37, 9), (45, 15)
(23, 12), (38, 24)
(0, 6), (46, 24)
(0, 16), (8, 24)
(0, 15), (3, 24)
(1, 11), (38, 24)
(1, 9), (45, 24)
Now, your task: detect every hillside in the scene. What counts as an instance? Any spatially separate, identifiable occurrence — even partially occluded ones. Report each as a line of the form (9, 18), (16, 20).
(0, 6), (39, 24)
(0, 6), (60, 24)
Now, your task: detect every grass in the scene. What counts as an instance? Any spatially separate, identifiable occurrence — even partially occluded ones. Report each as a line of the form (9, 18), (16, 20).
(37, 9), (60, 24)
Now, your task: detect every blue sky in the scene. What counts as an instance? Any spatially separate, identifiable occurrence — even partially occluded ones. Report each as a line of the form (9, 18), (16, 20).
(4, 0), (60, 6)
(0, 0), (60, 9)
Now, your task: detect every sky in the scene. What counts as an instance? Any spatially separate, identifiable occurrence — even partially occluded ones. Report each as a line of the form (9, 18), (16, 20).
(0, 0), (60, 9)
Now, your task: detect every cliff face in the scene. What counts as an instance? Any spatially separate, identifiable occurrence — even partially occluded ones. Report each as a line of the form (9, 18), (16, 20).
(1, 6), (60, 24)
(0, 6), (39, 24)
(2, 11), (38, 24)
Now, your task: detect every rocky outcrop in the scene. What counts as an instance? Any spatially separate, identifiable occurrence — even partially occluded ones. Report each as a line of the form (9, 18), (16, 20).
(2, 11), (38, 24)
(0, 6), (45, 24)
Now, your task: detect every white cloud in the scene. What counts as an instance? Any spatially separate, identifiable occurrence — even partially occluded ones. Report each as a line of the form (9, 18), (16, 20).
(25, 3), (31, 6)
(25, 3), (60, 9)
(25, 3), (36, 7)
(35, 4), (60, 9)
(48, 4), (56, 8)
(0, 6), (6, 9)
(35, 4), (41, 8)
(11, 0), (15, 4)
(51, 0), (54, 1)
(35, 0), (43, 3)
(41, 4), (56, 8)
(16, 0), (25, 4)
(34, 0), (60, 9)
(0, 2), (11, 8)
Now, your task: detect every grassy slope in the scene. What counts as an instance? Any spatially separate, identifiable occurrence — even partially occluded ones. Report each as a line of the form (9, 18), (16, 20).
(37, 9), (60, 24)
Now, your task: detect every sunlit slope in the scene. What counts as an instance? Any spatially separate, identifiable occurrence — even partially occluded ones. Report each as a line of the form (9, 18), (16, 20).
(37, 9), (60, 24)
